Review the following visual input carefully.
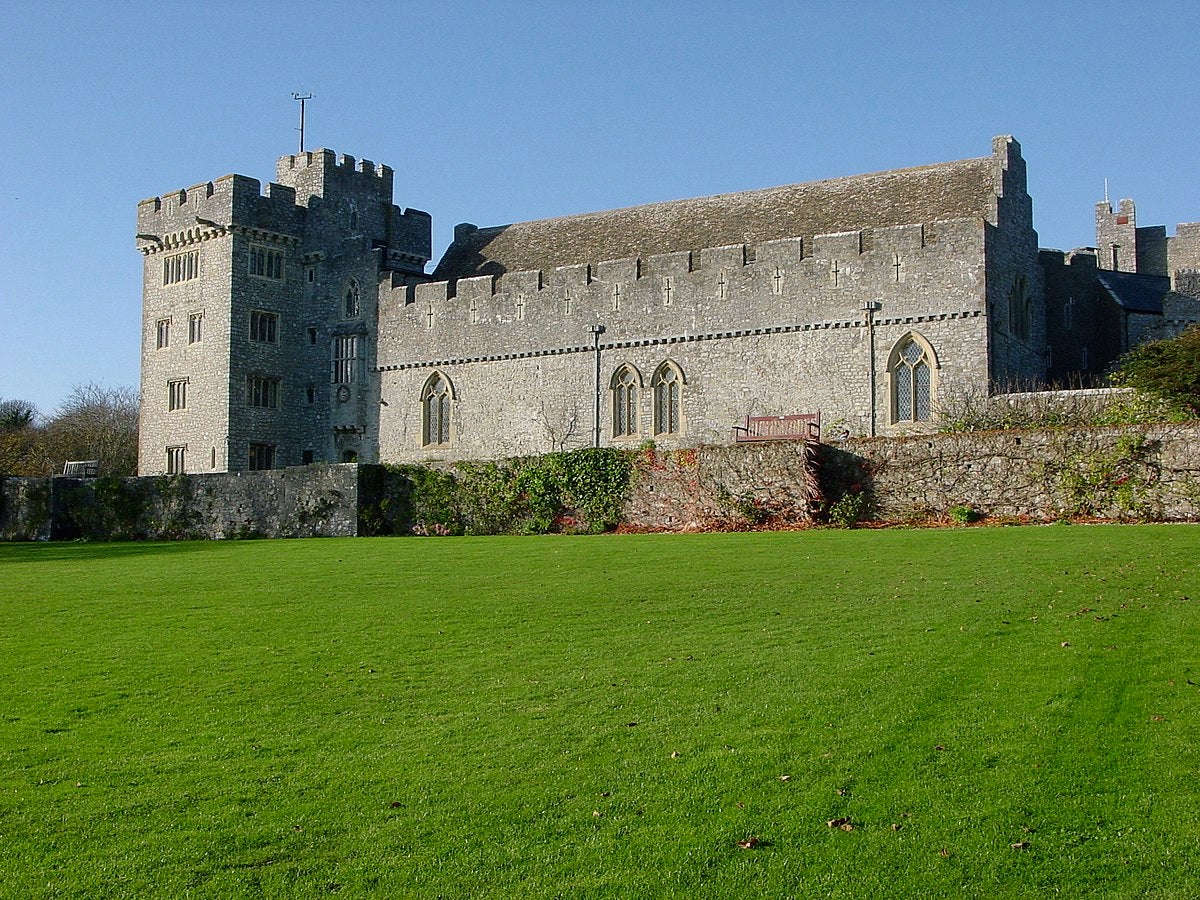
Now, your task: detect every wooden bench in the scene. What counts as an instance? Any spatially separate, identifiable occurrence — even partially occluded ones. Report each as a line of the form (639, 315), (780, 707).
(732, 413), (821, 443)
(61, 460), (99, 478)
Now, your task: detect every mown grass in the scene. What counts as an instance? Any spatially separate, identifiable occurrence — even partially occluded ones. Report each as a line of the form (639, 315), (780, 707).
(1, 526), (1198, 898)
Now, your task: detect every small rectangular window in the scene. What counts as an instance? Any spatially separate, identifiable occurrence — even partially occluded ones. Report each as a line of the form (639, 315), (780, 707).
(302, 449), (314, 465)
(247, 375), (280, 408)
(167, 379), (188, 411)
(308, 327), (318, 345)
(248, 443), (276, 471)
(188, 312), (203, 344)
(332, 335), (358, 384)
(163, 250), (199, 285)
(166, 445), (186, 474)
(249, 245), (284, 280)
(156, 318), (171, 349)
(306, 385), (316, 404)
(250, 310), (279, 343)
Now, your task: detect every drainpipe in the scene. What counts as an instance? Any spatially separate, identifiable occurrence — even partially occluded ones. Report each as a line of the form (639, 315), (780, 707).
(589, 324), (605, 447)
(863, 301), (882, 437)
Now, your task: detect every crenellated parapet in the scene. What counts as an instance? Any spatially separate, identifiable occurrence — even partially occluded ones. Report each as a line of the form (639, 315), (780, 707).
(378, 218), (988, 369)
(136, 174), (305, 255)
(275, 148), (393, 197)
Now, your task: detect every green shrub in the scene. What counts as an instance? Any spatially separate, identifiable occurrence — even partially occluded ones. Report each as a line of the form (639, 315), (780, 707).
(826, 491), (869, 528)
(948, 503), (982, 525)
(1110, 326), (1200, 415)
(384, 448), (633, 536)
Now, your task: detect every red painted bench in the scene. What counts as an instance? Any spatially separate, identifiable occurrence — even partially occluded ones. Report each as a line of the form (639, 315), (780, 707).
(732, 412), (821, 443)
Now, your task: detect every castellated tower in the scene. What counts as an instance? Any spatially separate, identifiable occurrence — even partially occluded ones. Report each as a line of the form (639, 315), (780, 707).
(135, 150), (431, 475)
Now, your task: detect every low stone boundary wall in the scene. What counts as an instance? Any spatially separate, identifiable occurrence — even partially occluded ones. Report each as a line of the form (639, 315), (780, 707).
(821, 422), (1200, 522)
(621, 442), (818, 530)
(0, 465), (364, 541)
(3, 424), (1198, 541)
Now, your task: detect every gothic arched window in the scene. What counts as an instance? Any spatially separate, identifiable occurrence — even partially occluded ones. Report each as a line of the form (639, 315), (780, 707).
(611, 365), (641, 438)
(344, 280), (361, 318)
(889, 334), (936, 423)
(421, 372), (453, 447)
(651, 361), (684, 436)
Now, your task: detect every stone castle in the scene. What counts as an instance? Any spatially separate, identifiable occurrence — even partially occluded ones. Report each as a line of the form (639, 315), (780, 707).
(135, 136), (1200, 474)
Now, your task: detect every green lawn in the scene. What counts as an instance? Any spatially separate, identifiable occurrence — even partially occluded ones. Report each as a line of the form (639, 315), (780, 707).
(1, 526), (1198, 898)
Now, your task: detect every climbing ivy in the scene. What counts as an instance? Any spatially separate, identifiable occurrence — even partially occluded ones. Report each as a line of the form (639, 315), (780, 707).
(1044, 433), (1157, 519)
(378, 447), (633, 536)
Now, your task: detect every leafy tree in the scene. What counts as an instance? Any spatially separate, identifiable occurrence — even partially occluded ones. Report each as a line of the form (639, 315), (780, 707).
(0, 385), (139, 477)
(0, 398), (38, 432)
(0, 399), (45, 476)
(42, 383), (140, 476)
(1110, 326), (1200, 416)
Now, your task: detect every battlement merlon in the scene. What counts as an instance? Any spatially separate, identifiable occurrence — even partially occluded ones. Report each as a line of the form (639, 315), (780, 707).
(385, 206), (433, 273)
(136, 174), (305, 252)
(397, 218), (984, 305)
(274, 148), (394, 207)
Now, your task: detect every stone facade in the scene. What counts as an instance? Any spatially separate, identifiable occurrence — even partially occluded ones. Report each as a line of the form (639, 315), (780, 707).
(135, 135), (1195, 472)
(1039, 198), (1200, 384)
(376, 136), (1044, 462)
(136, 152), (431, 475)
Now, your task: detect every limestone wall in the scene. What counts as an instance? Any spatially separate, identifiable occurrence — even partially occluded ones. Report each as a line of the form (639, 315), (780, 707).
(822, 423), (1200, 522)
(1, 465), (364, 541)
(621, 442), (818, 530)
(377, 217), (995, 461)
(8, 426), (1199, 542)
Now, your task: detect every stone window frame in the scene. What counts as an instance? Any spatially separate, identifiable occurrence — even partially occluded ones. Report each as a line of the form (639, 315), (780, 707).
(188, 311), (203, 344)
(344, 280), (361, 318)
(886, 331), (939, 425)
(610, 363), (643, 439)
(248, 442), (276, 471)
(163, 250), (199, 286)
(155, 317), (171, 350)
(249, 309), (279, 344)
(165, 445), (186, 475)
(650, 360), (685, 437)
(247, 374), (281, 409)
(249, 244), (284, 280)
(167, 378), (188, 412)
(421, 371), (454, 448)
(332, 334), (359, 385)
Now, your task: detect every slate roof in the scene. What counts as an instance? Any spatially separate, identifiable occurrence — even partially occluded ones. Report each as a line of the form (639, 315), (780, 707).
(1096, 269), (1170, 314)
(432, 155), (999, 281)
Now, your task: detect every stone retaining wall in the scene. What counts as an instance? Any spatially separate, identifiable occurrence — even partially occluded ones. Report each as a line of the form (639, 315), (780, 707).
(822, 423), (1200, 522)
(4, 425), (1199, 541)
(621, 442), (818, 530)
(0, 465), (364, 541)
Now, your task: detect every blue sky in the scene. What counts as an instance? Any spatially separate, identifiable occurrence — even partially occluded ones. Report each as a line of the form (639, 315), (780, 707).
(1, 0), (1197, 414)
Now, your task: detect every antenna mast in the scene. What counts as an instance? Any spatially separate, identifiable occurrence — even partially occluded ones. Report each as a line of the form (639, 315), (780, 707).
(292, 91), (314, 153)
